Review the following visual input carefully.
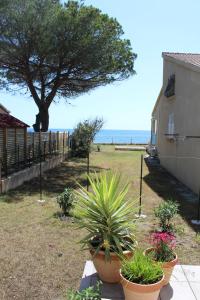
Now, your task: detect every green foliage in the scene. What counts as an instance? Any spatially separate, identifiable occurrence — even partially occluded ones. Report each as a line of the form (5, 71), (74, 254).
(195, 233), (200, 244)
(66, 281), (102, 300)
(74, 171), (137, 261)
(71, 118), (104, 157)
(175, 224), (185, 236)
(0, 0), (136, 131)
(57, 188), (75, 216)
(121, 251), (163, 285)
(154, 200), (179, 233)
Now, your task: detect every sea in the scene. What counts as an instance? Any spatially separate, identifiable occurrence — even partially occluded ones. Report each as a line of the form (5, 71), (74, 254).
(28, 128), (150, 144)
(46, 129), (151, 144)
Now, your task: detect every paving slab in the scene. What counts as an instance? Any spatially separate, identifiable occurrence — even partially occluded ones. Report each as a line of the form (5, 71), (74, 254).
(80, 261), (200, 300)
(182, 265), (200, 283)
(190, 282), (200, 299)
(160, 281), (197, 300)
(115, 146), (146, 151)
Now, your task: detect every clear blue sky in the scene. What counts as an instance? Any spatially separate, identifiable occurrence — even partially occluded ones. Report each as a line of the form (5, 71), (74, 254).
(1, 0), (200, 130)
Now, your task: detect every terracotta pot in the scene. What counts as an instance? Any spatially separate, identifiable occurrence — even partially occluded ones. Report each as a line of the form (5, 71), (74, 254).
(90, 249), (133, 283)
(120, 271), (164, 300)
(144, 248), (178, 286)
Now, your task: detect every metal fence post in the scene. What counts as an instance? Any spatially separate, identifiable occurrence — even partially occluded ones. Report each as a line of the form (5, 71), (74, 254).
(62, 132), (65, 157)
(17, 144), (20, 170)
(57, 131), (59, 153)
(43, 141), (46, 161)
(0, 160), (2, 193)
(4, 146), (8, 178)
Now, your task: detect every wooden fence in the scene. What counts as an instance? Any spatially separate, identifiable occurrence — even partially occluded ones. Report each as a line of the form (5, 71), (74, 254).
(0, 128), (69, 178)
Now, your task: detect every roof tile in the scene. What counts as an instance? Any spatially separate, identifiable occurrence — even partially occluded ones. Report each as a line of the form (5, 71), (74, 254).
(0, 113), (29, 128)
(163, 52), (200, 68)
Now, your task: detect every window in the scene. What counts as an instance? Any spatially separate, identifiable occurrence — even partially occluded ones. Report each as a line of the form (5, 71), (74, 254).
(164, 74), (175, 98)
(168, 113), (175, 135)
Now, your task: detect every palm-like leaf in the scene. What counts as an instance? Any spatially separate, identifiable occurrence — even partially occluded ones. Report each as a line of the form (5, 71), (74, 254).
(74, 172), (138, 260)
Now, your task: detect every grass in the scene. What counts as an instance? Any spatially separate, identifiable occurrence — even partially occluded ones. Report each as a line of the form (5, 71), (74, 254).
(0, 145), (199, 299)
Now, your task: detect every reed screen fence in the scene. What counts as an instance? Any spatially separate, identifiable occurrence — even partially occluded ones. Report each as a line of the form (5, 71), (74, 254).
(0, 128), (69, 178)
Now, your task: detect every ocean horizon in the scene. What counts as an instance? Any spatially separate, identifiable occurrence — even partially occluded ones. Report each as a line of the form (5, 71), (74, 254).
(28, 128), (151, 144)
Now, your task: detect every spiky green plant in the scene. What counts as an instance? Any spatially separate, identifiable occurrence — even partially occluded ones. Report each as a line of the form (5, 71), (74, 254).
(121, 251), (163, 285)
(74, 172), (137, 261)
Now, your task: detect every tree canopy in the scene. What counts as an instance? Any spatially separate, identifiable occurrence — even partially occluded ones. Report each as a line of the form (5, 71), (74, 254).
(0, 0), (137, 131)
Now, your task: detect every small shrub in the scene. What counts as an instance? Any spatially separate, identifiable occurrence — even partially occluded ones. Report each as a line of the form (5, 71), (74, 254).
(175, 224), (185, 236)
(57, 188), (75, 216)
(195, 233), (200, 244)
(149, 231), (176, 262)
(66, 281), (102, 300)
(154, 200), (179, 233)
(121, 251), (163, 284)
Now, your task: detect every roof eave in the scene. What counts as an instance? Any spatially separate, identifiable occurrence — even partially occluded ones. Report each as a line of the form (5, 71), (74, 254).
(162, 53), (200, 74)
(0, 103), (10, 114)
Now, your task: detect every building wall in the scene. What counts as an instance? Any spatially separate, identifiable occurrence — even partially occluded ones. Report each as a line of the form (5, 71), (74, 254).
(153, 58), (200, 194)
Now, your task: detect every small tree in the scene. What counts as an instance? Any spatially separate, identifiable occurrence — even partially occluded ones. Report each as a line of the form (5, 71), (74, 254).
(0, 0), (136, 131)
(71, 118), (103, 157)
(154, 200), (179, 233)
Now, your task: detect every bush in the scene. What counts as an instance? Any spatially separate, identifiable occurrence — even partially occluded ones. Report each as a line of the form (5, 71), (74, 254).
(66, 281), (102, 300)
(154, 200), (179, 233)
(57, 188), (75, 216)
(121, 251), (163, 284)
(70, 118), (104, 157)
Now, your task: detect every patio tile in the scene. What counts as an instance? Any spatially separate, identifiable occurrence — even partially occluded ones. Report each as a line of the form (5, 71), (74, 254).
(82, 260), (96, 277)
(80, 260), (98, 290)
(170, 265), (188, 282)
(190, 282), (200, 300)
(160, 281), (196, 300)
(101, 282), (124, 300)
(182, 265), (200, 283)
(80, 262), (200, 299)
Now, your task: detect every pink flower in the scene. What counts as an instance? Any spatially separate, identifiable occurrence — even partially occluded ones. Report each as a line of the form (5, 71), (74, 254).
(150, 231), (176, 249)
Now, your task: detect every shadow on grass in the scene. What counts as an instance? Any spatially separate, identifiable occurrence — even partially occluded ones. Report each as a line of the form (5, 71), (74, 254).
(143, 157), (200, 234)
(1, 157), (108, 203)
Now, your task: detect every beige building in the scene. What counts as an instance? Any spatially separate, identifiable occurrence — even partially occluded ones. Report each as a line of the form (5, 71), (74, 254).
(152, 52), (200, 194)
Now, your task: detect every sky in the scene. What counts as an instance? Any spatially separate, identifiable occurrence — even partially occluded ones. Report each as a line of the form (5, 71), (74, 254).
(1, 0), (200, 130)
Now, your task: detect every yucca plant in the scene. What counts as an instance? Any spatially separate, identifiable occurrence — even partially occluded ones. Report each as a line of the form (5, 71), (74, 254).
(74, 171), (137, 261)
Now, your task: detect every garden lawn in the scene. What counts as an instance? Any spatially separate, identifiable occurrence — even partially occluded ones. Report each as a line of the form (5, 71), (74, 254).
(0, 145), (199, 300)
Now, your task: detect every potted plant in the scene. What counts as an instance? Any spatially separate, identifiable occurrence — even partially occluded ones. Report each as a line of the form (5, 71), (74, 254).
(120, 251), (164, 300)
(145, 231), (177, 286)
(74, 172), (137, 283)
(145, 200), (179, 285)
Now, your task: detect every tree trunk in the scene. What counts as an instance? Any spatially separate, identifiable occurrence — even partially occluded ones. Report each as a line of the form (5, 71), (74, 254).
(33, 105), (49, 132)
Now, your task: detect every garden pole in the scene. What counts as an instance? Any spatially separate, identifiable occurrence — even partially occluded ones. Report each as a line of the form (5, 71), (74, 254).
(39, 133), (42, 201)
(87, 151), (90, 191)
(139, 154), (143, 216)
(37, 129), (45, 204)
(135, 153), (146, 218)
